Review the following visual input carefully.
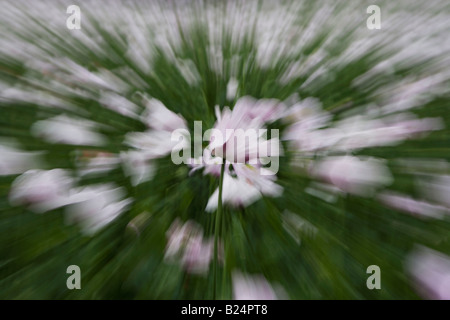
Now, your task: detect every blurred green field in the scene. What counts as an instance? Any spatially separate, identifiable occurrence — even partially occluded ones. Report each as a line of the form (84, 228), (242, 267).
(0, 0), (450, 299)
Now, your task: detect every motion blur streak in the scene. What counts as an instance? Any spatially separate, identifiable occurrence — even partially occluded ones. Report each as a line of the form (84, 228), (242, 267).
(0, 0), (449, 299)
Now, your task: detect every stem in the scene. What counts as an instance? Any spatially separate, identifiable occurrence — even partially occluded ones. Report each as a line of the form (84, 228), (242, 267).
(213, 161), (226, 300)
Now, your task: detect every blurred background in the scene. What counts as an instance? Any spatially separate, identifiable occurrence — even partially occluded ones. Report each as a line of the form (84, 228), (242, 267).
(0, 0), (450, 299)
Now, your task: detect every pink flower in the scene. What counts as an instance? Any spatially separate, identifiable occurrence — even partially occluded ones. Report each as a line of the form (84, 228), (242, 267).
(378, 191), (449, 219)
(165, 218), (203, 260)
(191, 97), (284, 211)
(165, 219), (217, 275)
(406, 246), (450, 300)
(182, 235), (214, 275)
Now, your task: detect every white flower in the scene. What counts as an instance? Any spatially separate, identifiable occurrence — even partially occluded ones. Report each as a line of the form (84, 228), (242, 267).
(310, 156), (392, 196)
(283, 98), (330, 137)
(284, 107), (444, 154)
(232, 271), (280, 300)
(125, 130), (183, 160)
(76, 152), (120, 177)
(10, 170), (131, 234)
(141, 97), (187, 132)
(205, 164), (282, 212)
(233, 164), (283, 196)
(188, 146), (225, 177)
(419, 175), (450, 208)
(332, 114), (444, 152)
(241, 97), (286, 124)
(209, 96), (284, 164)
(64, 184), (131, 235)
(206, 173), (260, 212)
(0, 144), (43, 175)
(120, 151), (156, 186)
(99, 91), (140, 118)
(31, 115), (107, 146)
(201, 96), (285, 211)
(226, 78), (239, 100)
(9, 169), (74, 213)
(123, 98), (189, 186)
